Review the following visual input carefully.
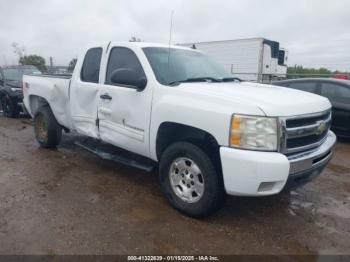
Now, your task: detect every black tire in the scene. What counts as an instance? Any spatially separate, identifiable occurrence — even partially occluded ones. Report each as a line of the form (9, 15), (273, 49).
(0, 94), (20, 118)
(33, 106), (62, 148)
(159, 141), (225, 218)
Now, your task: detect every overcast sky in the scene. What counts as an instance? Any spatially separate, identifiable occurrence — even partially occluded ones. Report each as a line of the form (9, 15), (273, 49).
(0, 0), (349, 71)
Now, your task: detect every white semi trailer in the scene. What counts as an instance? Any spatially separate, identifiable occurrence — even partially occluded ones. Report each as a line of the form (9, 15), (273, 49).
(180, 38), (288, 83)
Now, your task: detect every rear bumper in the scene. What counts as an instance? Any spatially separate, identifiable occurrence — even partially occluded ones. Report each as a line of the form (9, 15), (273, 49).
(220, 131), (336, 196)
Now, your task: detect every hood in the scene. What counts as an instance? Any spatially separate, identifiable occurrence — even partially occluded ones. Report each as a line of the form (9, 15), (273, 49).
(6, 80), (22, 89)
(177, 81), (331, 117)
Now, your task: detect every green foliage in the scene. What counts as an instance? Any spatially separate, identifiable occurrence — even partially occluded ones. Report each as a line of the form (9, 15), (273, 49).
(287, 65), (348, 79)
(129, 36), (142, 42)
(19, 55), (47, 72)
(68, 58), (77, 72)
(12, 42), (26, 59)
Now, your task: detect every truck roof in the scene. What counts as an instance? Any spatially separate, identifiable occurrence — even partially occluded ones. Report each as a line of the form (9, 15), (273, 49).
(87, 41), (195, 51)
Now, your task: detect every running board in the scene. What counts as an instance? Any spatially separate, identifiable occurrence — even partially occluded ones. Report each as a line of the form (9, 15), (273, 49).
(75, 140), (155, 172)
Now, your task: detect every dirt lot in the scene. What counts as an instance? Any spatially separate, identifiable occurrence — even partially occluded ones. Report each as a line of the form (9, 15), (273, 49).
(0, 116), (349, 255)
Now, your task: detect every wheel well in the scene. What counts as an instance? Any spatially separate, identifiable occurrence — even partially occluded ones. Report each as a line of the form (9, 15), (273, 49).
(156, 122), (221, 169)
(29, 95), (70, 133)
(29, 95), (49, 115)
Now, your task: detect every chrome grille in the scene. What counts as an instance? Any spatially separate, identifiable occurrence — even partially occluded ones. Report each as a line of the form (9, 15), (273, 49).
(279, 110), (331, 155)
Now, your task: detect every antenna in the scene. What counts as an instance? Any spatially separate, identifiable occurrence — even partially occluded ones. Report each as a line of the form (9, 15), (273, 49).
(2, 55), (7, 66)
(167, 10), (174, 66)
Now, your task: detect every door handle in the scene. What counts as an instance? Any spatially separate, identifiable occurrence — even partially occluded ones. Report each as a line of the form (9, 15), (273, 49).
(100, 93), (112, 100)
(98, 107), (112, 115)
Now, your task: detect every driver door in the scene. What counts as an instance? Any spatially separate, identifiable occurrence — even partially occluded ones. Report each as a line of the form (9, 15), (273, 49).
(98, 46), (153, 157)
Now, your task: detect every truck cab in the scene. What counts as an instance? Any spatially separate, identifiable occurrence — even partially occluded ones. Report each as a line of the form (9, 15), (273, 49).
(23, 42), (336, 217)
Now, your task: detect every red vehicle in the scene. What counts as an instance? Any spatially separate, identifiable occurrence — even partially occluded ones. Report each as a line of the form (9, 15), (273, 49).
(333, 74), (348, 80)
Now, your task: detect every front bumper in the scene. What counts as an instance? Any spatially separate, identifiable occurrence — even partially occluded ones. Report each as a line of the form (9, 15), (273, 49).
(220, 131), (336, 196)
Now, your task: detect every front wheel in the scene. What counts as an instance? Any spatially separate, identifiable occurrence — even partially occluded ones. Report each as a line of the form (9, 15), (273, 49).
(159, 142), (225, 217)
(33, 106), (62, 148)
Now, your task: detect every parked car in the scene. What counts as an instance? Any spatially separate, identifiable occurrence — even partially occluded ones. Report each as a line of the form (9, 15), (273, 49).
(0, 65), (41, 117)
(333, 74), (348, 80)
(273, 78), (350, 138)
(23, 42), (336, 217)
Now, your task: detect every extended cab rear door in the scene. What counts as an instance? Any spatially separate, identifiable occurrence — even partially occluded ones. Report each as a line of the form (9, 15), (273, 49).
(70, 47), (104, 138)
(97, 45), (153, 157)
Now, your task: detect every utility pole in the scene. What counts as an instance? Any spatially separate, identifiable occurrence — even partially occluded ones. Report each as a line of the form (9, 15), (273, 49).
(49, 56), (53, 68)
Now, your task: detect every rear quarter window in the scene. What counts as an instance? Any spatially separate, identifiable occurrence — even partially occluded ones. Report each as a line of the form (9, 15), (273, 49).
(81, 47), (103, 83)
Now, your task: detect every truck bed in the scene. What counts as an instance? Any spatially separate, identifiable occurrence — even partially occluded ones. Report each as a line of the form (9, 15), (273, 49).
(32, 73), (72, 79)
(23, 74), (73, 129)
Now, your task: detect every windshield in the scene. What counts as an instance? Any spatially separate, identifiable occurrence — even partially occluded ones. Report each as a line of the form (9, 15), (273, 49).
(3, 67), (41, 81)
(143, 47), (232, 85)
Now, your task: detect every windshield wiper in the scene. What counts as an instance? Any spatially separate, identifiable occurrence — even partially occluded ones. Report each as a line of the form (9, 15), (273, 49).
(169, 77), (221, 86)
(221, 77), (242, 82)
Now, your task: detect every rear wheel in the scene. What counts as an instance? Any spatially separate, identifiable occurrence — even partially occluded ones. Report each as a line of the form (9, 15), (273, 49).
(159, 142), (225, 217)
(33, 106), (62, 148)
(0, 95), (20, 118)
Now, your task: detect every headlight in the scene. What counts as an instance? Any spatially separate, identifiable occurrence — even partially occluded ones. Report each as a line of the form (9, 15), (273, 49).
(230, 114), (278, 151)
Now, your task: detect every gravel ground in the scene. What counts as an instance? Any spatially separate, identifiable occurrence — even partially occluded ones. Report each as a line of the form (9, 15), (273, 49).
(0, 116), (349, 255)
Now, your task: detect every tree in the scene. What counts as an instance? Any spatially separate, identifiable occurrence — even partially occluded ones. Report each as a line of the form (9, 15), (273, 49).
(287, 65), (333, 79)
(68, 58), (77, 72)
(12, 42), (26, 61)
(19, 55), (47, 72)
(129, 36), (142, 42)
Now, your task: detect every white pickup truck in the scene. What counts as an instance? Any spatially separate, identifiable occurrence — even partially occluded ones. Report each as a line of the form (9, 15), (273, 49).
(23, 42), (336, 217)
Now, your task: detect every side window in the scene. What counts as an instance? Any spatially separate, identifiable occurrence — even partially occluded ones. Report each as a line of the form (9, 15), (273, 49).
(81, 47), (102, 83)
(105, 47), (146, 86)
(0, 71), (3, 84)
(288, 82), (317, 93)
(320, 83), (350, 104)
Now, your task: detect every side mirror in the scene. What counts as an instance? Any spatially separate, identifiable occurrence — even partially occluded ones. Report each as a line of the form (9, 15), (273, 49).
(110, 68), (147, 91)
